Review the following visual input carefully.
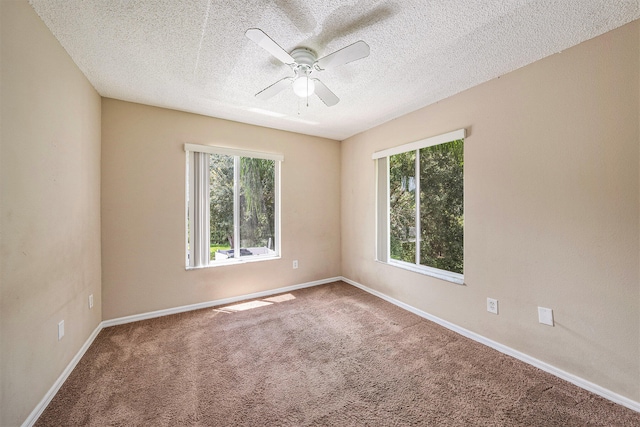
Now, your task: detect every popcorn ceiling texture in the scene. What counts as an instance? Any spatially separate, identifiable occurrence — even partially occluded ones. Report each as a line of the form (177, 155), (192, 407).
(29, 0), (639, 140)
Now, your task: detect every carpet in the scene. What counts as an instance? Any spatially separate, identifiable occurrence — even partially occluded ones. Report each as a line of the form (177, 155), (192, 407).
(35, 281), (640, 426)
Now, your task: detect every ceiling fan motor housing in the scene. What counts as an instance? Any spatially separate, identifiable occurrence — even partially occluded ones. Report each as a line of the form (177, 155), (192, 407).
(291, 47), (317, 67)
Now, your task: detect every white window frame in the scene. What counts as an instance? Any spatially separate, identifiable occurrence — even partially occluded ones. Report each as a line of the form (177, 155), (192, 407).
(373, 129), (465, 285)
(185, 143), (283, 269)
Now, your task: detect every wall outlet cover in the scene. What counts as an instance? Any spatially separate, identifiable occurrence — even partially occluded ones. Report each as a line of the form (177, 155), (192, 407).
(487, 298), (498, 315)
(58, 320), (65, 340)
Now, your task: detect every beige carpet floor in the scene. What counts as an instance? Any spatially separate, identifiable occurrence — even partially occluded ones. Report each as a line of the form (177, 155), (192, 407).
(36, 281), (640, 426)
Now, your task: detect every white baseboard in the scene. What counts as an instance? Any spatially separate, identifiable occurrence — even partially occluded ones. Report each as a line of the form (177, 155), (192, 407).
(102, 276), (341, 328)
(24, 275), (638, 427)
(21, 323), (103, 427)
(340, 276), (640, 414)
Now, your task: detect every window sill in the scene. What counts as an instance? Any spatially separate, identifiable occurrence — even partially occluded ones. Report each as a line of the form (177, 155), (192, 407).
(377, 259), (465, 285)
(186, 255), (281, 270)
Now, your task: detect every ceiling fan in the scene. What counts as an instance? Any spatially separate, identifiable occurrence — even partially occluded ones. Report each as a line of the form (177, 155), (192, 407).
(245, 28), (370, 107)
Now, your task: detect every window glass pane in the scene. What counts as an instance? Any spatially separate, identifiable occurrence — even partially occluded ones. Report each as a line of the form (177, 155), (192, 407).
(419, 139), (464, 274)
(389, 151), (416, 263)
(209, 154), (234, 261)
(239, 157), (276, 258)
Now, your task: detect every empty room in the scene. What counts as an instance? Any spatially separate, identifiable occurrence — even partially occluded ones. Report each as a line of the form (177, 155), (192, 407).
(1, 0), (640, 425)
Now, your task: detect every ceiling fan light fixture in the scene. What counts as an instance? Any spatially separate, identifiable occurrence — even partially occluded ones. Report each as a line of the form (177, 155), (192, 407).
(292, 76), (315, 98)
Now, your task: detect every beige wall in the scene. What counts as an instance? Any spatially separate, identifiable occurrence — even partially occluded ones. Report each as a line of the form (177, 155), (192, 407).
(101, 99), (341, 320)
(341, 20), (640, 401)
(0, 1), (102, 426)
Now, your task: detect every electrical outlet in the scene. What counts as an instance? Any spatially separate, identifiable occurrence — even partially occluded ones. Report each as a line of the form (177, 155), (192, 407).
(89, 294), (94, 309)
(538, 307), (554, 326)
(58, 320), (65, 340)
(293, 260), (299, 269)
(487, 298), (498, 314)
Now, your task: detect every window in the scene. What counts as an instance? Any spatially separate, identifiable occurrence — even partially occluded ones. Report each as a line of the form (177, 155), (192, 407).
(185, 144), (282, 268)
(373, 129), (465, 284)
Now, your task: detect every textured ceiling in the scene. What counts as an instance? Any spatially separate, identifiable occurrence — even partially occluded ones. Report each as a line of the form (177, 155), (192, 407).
(29, 0), (639, 141)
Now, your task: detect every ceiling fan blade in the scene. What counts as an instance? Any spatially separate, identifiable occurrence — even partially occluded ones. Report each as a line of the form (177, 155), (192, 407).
(314, 40), (370, 71)
(255, 77), (293, 100)
(312, 79), (339, 107)
(245, 28), (296, 65)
